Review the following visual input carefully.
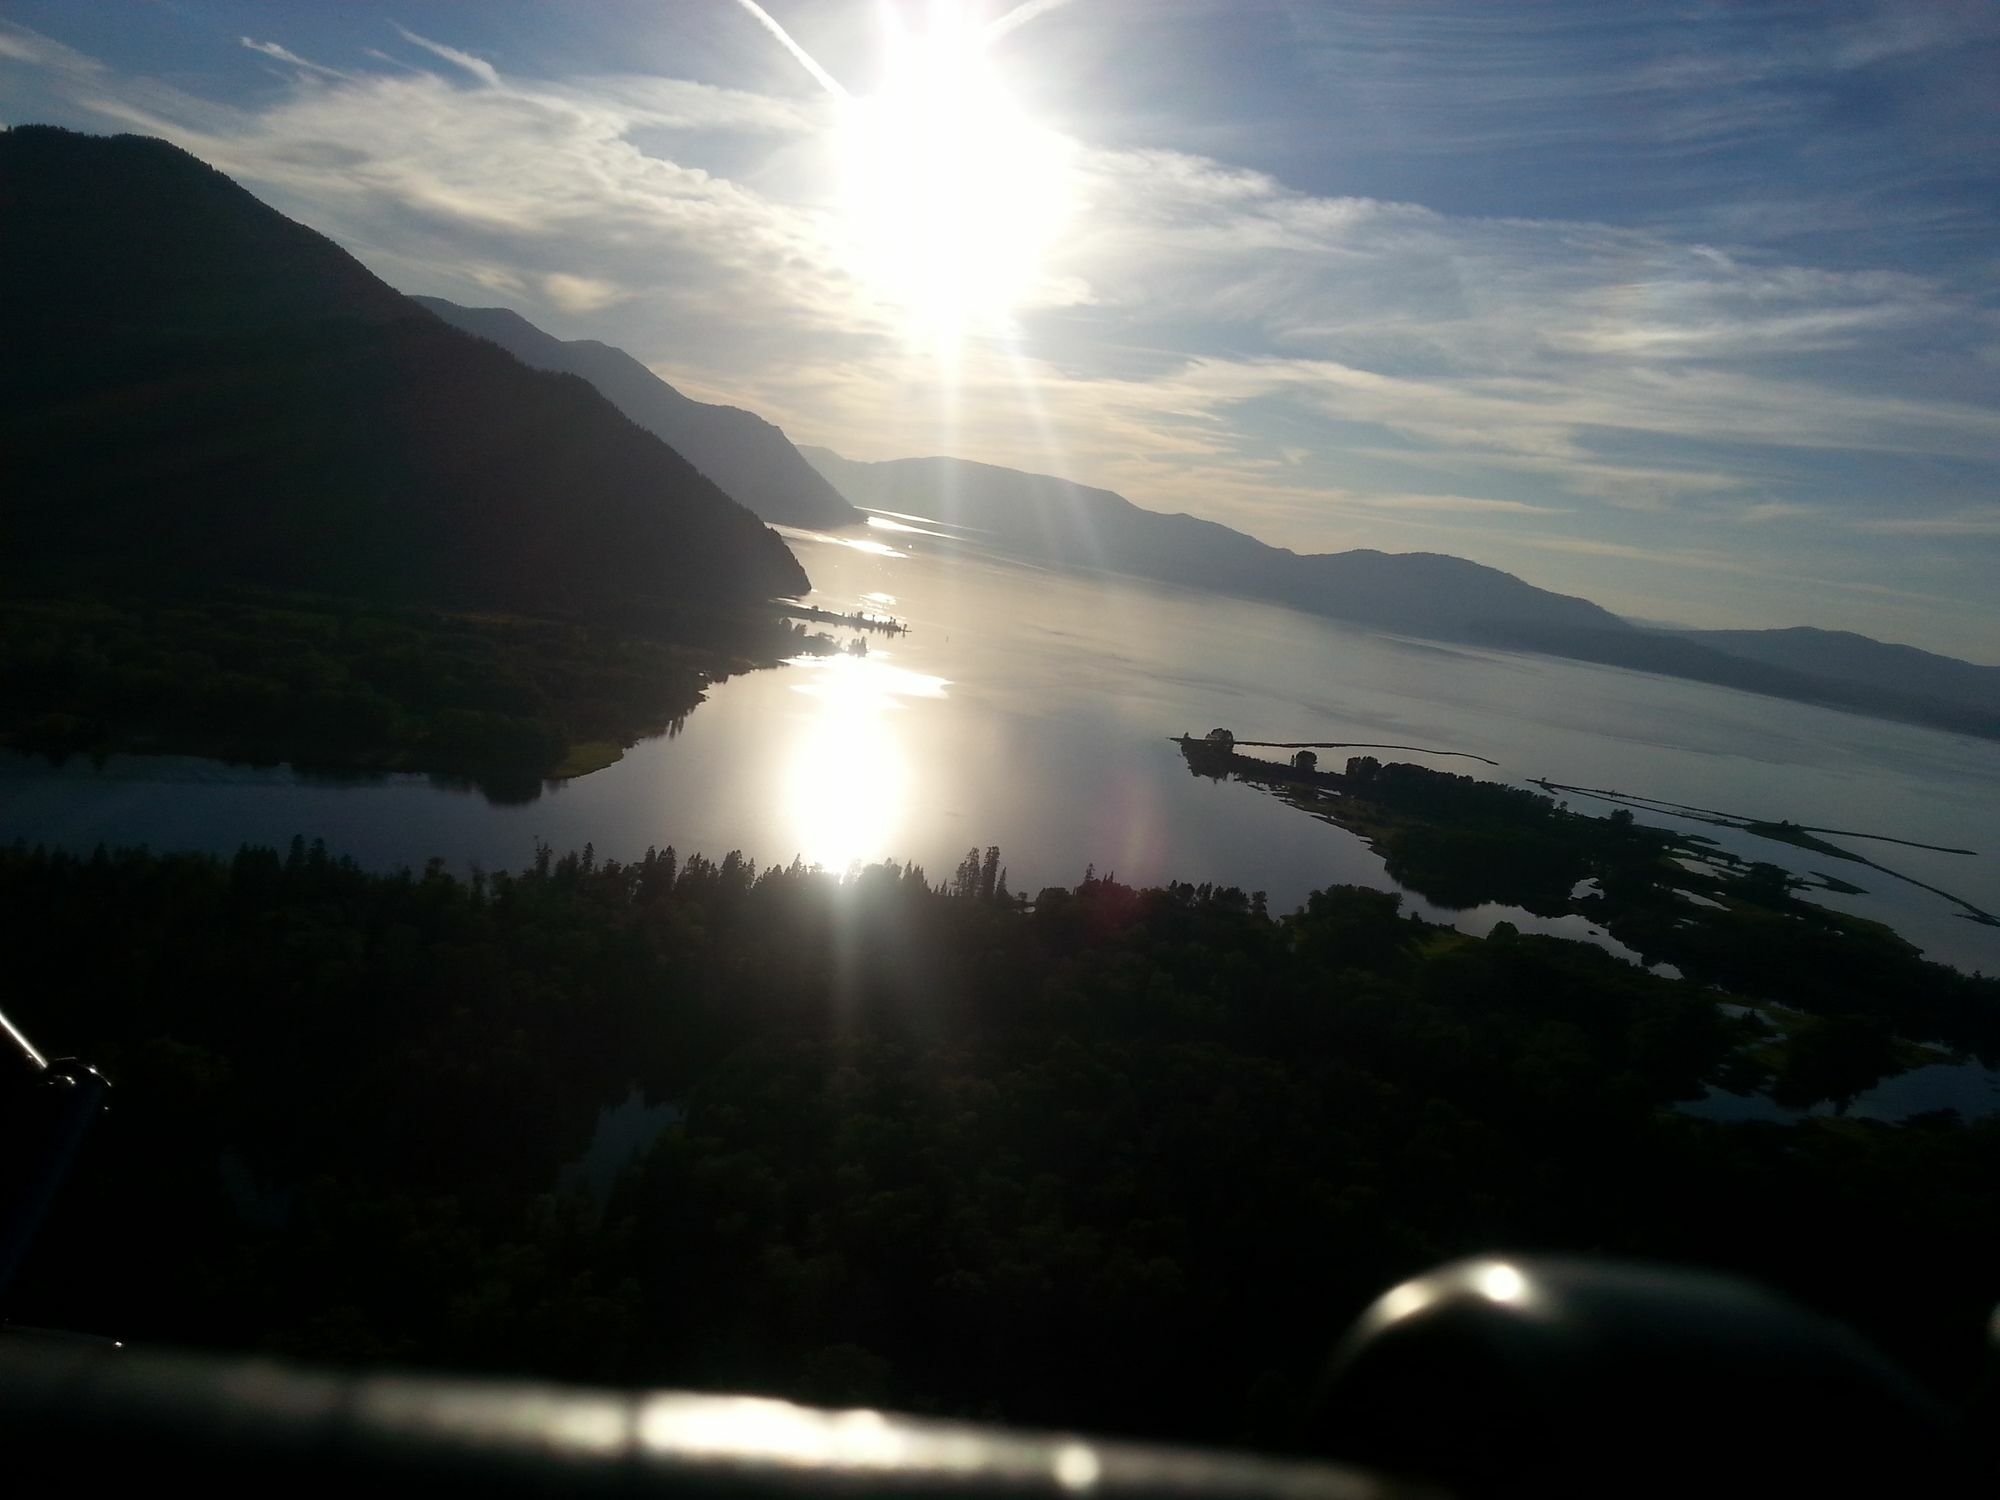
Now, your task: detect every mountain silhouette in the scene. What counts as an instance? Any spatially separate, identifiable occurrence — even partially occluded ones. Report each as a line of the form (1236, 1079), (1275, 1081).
(802, 448), (1628, 637)
(414, 298), (859, 530)
(1669, 627), (2000, 719)
(804, 447), (1999, 740)
(0, 125), (806, 614)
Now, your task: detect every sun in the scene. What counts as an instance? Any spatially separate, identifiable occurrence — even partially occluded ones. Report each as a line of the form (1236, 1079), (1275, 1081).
(836, 3), (1073, 343)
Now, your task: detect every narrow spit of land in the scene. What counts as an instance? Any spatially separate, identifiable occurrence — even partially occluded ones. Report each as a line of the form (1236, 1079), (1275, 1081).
(1531, 780), (1977, 856)
(1227, 738), (1499, 766)
(1173, 732), (2000, 1063)
(1533, 779), (1995, 928)
(779, 602), (909, 635)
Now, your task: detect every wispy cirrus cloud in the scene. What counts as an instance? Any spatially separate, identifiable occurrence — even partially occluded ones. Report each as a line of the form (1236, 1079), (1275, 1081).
(1737, 502), (1820, 526)
(4, 22), (873, 373)
(1853, 509), (2000, 538)
(1344, 493), (1568, 517)
(391, 25), (500, 89)
(240, 37), (351, 81)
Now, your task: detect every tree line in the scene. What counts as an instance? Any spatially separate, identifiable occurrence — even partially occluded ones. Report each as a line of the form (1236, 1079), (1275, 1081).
(3, 840), (1995, 1448)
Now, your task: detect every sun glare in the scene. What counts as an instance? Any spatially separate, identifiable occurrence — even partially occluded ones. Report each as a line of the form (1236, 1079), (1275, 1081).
(837, 2), (1073, 343)
(782, 652), (949, 872)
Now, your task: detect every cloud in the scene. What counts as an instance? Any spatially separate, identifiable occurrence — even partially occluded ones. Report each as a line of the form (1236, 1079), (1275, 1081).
(391, 26), (500, 89)
(1522, 535), (1740, 568)
(241, 37), (352, 81)
(3, 11), (1996, 654)
(1343, 493), (1568, 517)
(988, 1), (1080, 46)
(13, 18), (1992, 490)
(13, 18), (1988, 486)
(1737, 501), (1819, 525)
(4, 28), (872, 371)
(543, 272), (624, 313)
(1282, 1), (2000, 167)
(1512, 533), (1974, 619)
(1852, 509), (2000, 538)
(0, 22), (101, 72)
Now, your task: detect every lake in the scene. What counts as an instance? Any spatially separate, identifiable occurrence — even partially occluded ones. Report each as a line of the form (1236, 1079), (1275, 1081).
(3, 526), (1997, 977)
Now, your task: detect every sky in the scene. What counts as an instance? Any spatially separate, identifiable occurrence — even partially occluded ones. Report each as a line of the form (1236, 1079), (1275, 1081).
(4, 1), (1999, 659)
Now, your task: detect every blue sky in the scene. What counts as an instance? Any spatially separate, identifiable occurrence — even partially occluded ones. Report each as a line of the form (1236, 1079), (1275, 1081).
(5, 1), (1998, 657)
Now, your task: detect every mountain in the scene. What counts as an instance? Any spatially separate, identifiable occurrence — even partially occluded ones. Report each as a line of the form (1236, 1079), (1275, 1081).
(0, 125), (805, 614)
(803, 447), (2000, 741)
(1670, 627), (2000, 718)
(414, 298), (859, 530)
(802, 448), (1625, 639)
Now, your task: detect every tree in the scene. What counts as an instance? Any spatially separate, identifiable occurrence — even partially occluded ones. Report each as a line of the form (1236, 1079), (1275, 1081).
(1773, 1014), (1896, 1110)
(953, 847), (982, 899)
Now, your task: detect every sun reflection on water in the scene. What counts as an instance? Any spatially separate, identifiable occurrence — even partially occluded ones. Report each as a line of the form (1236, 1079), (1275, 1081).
(781, 653), (949, 872)
(769, 524), (907, 559)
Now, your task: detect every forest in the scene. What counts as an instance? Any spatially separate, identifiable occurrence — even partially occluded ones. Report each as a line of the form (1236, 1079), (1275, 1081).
(5, 839), (1996, 1450)
(0, 593), (834, 797)
(1186, 746), (2000, 1063)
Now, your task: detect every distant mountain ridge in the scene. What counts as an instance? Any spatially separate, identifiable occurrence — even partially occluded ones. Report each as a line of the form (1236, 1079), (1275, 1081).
(414, 298), (859, 530)
(800, 447), (1622, 636)
(803, 447), (2000, 741)
(0, 125), (805, 614)
(1668, 627), (2000, 717)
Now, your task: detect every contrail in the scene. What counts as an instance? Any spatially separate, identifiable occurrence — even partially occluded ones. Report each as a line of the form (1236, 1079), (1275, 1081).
(724, 0), (849, 97)
(986, 0), (1077, 43)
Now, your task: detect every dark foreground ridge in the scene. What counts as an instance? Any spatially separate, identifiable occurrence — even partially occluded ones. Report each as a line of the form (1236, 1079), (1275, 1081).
(416, 297), (862, 531)
(0, 125), (806, 615)
(4, 839), (1996, 1449)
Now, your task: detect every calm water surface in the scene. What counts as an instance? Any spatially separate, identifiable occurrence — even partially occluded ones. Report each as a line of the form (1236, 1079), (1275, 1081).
(3, 529), (1996, 974)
